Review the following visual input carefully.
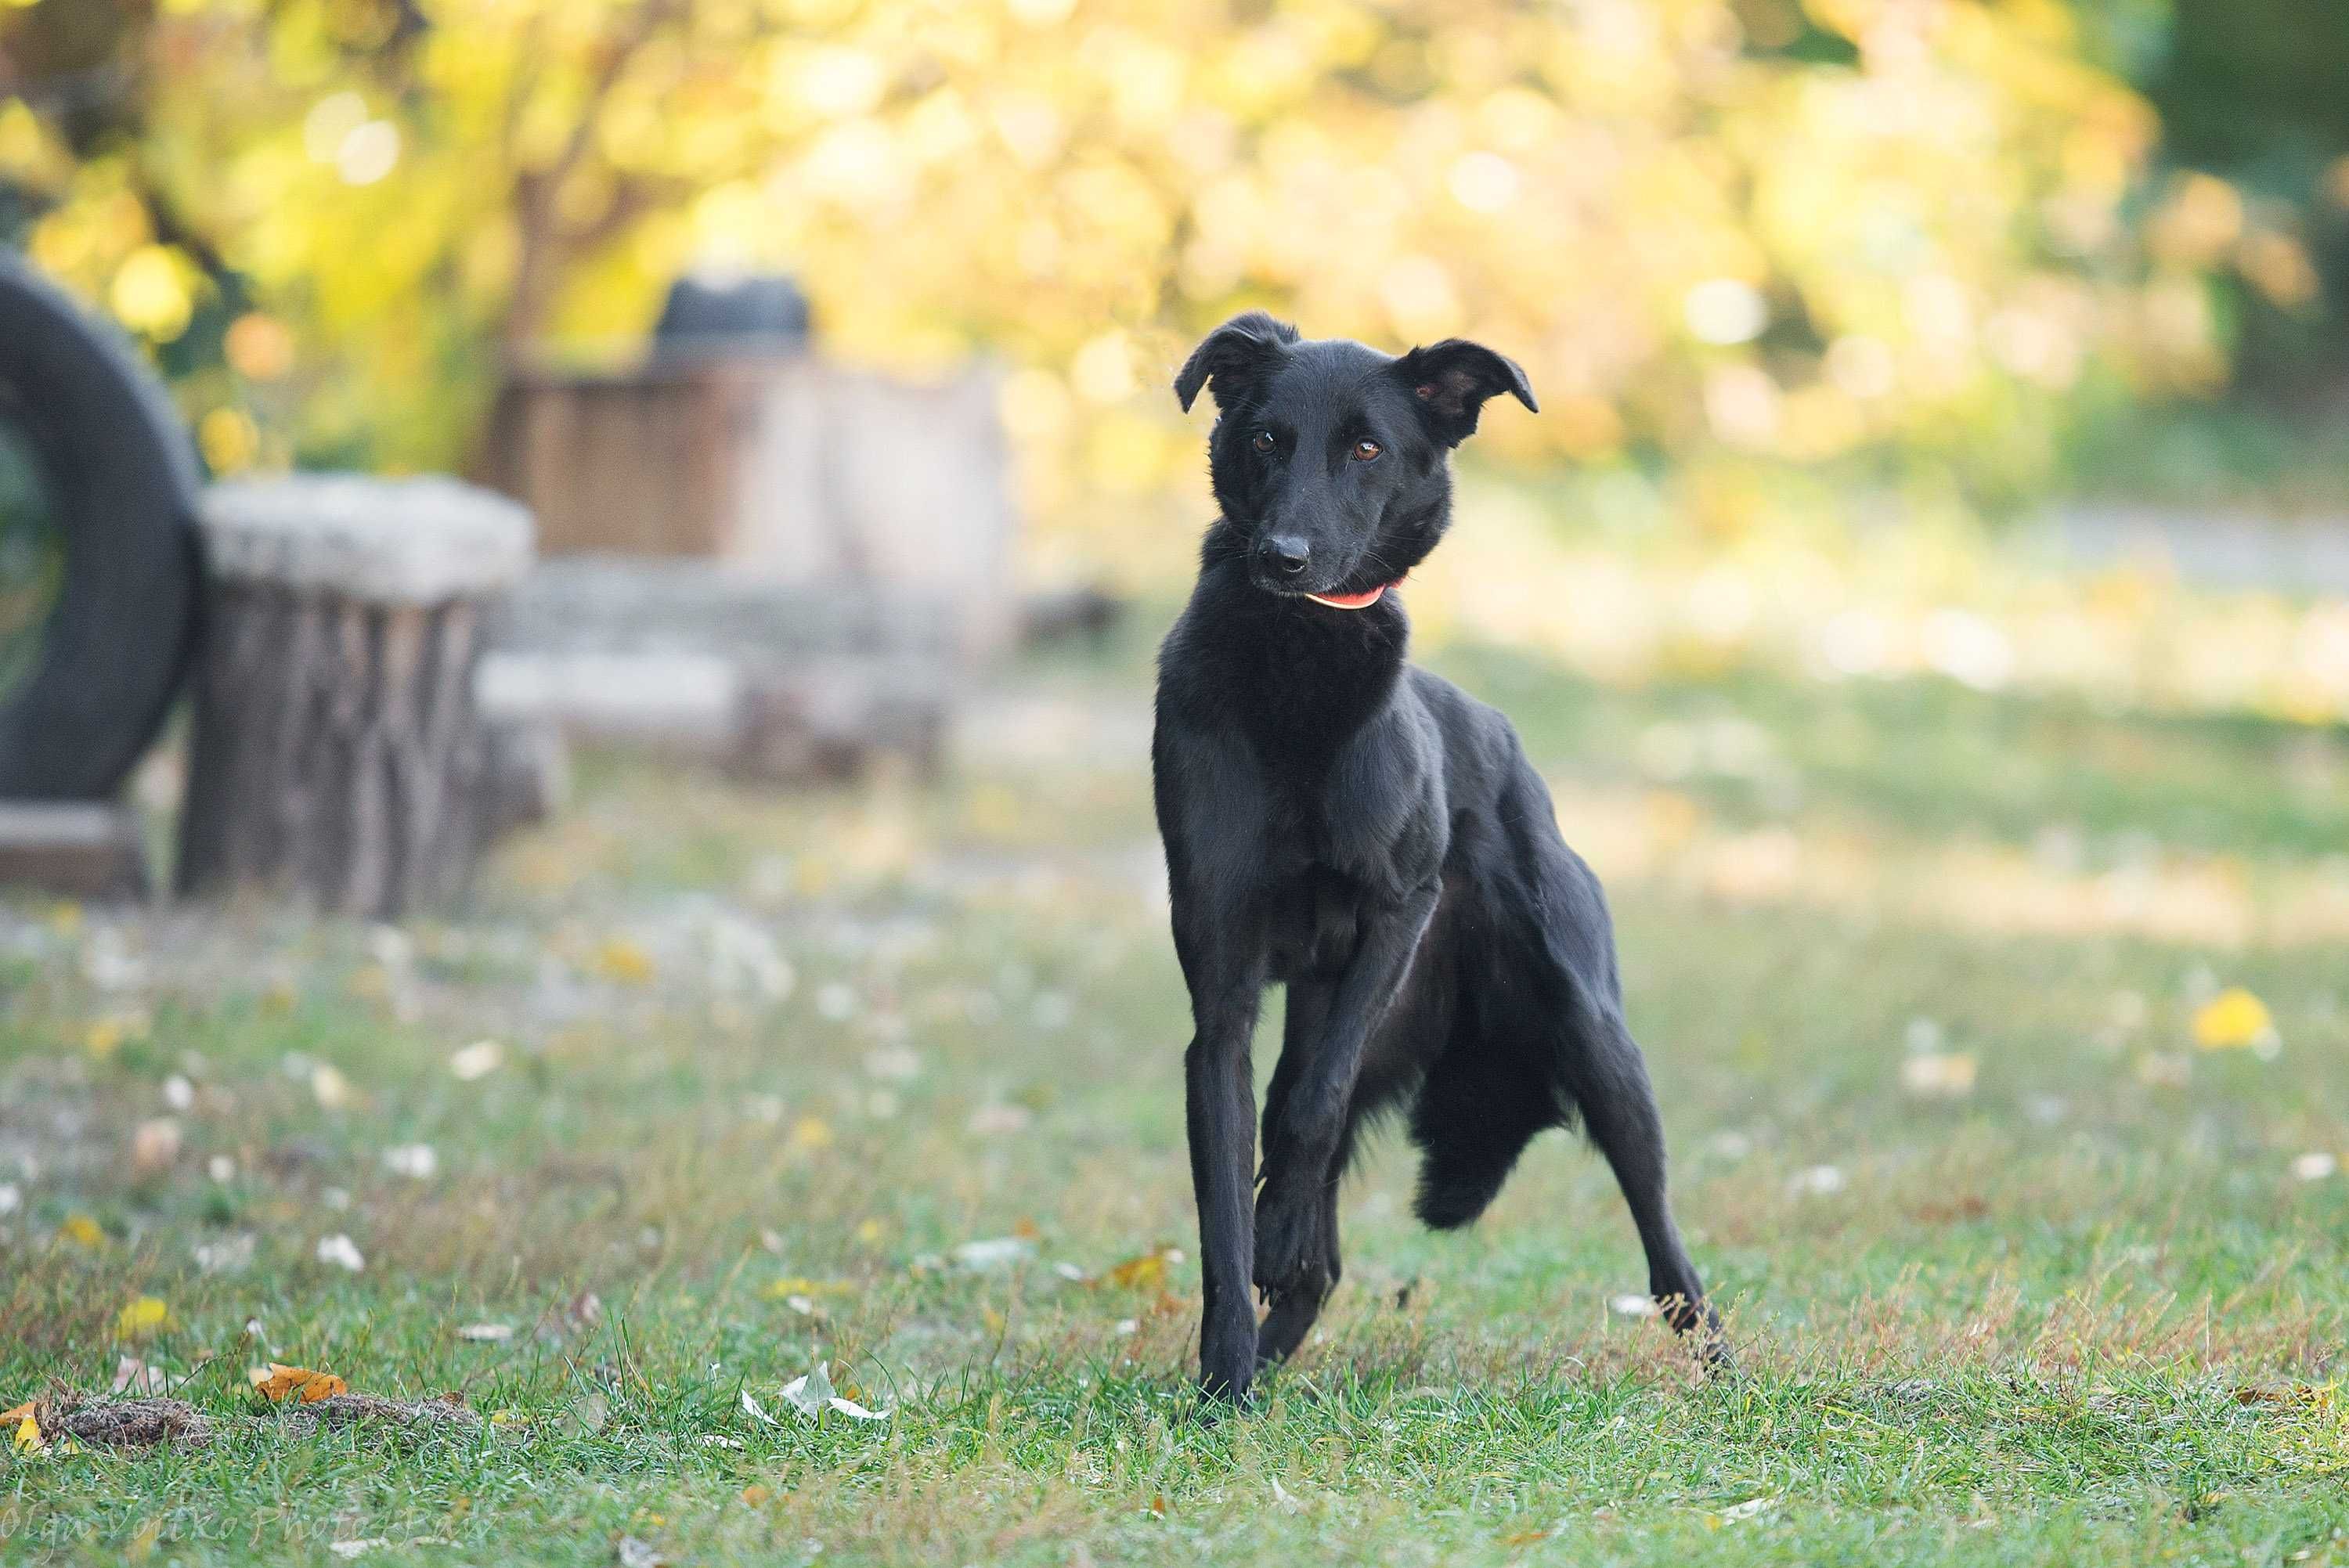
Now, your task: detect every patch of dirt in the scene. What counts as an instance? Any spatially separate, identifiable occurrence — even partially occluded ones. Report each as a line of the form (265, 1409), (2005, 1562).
(279, 1390), (482, 1440)
(10, 1385), (487, 1452)
(26, 1386), (214, 1448)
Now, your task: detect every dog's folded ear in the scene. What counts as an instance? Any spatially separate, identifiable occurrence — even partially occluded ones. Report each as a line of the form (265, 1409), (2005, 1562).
(1391, 340), (1539, 445)
(1173, 311), (1300, 413)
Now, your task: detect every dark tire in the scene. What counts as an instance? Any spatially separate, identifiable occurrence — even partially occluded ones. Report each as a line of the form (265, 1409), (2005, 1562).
(0, 251), (201, 799)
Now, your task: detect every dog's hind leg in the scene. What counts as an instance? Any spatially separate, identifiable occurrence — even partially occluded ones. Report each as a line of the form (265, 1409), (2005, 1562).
(1564, 1003), (1725, 1362)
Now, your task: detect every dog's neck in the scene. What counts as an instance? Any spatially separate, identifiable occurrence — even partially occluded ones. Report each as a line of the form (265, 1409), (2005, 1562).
(1184, 522), (1413, 766)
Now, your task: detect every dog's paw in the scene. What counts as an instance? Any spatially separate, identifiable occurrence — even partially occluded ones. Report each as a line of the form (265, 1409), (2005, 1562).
(1251, 1184), (1328, 1300)
(1198, 1309), (1259, 1404)
(1654, 1291), (1735, 1375)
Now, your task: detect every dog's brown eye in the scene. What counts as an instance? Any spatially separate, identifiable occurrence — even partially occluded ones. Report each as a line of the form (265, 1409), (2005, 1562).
(1351, 439), (1382, 462)
(1250, 430), (1275, 454)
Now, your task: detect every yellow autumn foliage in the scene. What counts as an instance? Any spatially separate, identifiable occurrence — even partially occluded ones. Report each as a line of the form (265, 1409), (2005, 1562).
(5, 0), (2225, 566)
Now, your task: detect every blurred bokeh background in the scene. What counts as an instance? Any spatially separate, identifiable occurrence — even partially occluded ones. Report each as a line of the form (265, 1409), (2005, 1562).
(0, 0), (2345, 577)
(4, 9), (2349, 1557)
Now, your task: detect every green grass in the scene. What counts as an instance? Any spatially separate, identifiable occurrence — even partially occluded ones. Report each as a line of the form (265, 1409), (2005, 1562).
(3, 622), (2347, 1565)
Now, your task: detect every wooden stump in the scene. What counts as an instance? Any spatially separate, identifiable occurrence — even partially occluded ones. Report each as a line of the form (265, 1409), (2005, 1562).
(0, 802), (148, 899)
(177, 477), (532, 918)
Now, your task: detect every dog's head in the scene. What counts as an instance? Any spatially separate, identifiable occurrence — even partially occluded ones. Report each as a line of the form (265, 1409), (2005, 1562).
(1174, 312), (1535, 601)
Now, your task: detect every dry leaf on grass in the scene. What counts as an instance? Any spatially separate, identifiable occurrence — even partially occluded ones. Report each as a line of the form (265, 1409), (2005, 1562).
(1702, 1496), (1780, 1528)
(1099, 1247), (1183, 1290)
(250, 1363), (348, 1403)
(965, 1103), (1032, 1137)
(114, 1296), (175, 1341)
(310, 1064), (354, 1109)
(772, 1364), (890, 1422)
(383, 1143), (438, 1179)
(316, 1234), (366, 1272)
(1788, 1165), (1847, 1197)
(1900, 1052), (1978, 1097)
(593, 936), (657, 986)
(2194, 987), (2280, 1056)
(131, 1118), (182, 1175)
(449, 1040), (503, 1080)
(113, 1355), (174, 1395)
(951, 1236), (1033, 1271)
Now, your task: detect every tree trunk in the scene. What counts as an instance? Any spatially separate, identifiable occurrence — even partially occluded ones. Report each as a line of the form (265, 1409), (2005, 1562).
(176, 476), (532, 919)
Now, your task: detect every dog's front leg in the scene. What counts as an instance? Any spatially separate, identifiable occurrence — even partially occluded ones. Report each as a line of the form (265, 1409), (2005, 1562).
(1255, 881), (1438, 1303)
(1177, 919), (1267, 1402)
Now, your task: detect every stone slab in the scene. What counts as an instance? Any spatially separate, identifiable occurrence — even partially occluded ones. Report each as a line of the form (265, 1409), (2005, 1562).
(200, 475), (535, 604)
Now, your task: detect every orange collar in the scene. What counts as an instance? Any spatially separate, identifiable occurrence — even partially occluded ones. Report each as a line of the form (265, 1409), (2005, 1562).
(1304, 575), (1402, 611)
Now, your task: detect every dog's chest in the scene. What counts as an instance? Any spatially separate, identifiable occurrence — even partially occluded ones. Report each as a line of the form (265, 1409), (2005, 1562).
(1250, 721), (1443, 921)
(1262, 865), (1369, 981)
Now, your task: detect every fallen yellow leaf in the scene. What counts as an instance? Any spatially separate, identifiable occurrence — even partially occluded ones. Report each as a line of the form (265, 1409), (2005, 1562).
(114, 1296), (175, 1340)
(594, 936), (656, 986)
(249, 1363), (348, 1403)
(2194, 988), (2276, 1051)
(759, 1277), (853, 1300)
(0, 1401), (32, 1426)
(59, 1213), (104, 1249)
(12, 1415), (40, 1454)
(1102, 1250), (1173, 1290)
(1900, 1052), (1978, 1097)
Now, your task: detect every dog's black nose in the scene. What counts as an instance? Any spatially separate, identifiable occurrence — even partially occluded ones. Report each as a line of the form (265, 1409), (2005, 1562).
(1260, 536), (1310, 576)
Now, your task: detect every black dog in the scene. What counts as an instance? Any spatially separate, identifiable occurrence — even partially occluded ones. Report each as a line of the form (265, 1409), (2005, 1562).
(1153, 312), (1719, 1401)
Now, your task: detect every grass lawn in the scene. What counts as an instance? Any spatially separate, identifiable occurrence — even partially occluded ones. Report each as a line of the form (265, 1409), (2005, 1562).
(3, 614), (2347, 1566)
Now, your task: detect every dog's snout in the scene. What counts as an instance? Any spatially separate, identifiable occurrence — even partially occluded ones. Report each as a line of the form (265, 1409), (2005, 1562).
(1260, 535), (1311, 577)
